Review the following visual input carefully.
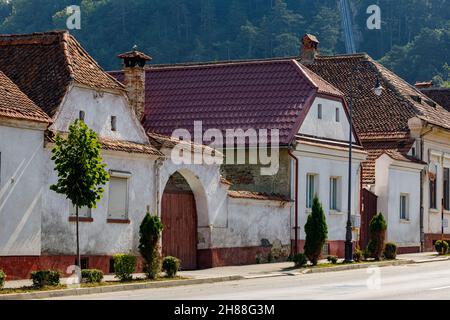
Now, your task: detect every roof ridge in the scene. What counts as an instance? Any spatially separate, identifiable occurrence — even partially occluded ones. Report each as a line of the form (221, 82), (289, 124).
(145, 56), (300, 71)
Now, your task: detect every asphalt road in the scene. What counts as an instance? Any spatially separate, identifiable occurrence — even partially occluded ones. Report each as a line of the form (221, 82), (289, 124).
(50, 260), (450, 300)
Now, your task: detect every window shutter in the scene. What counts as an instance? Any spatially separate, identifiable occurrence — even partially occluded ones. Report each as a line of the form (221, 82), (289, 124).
(108, 177), (128, 219)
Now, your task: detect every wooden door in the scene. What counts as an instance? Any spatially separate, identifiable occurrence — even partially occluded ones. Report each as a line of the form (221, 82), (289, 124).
(161, 191), (197, 270)
(360, 189), (378, 249)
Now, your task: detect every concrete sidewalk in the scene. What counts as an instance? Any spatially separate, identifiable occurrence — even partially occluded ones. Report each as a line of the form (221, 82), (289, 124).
(2, 252), (446, 290)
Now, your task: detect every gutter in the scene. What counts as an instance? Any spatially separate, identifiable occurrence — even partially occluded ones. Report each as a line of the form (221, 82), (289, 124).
(288, 148), (299, 255)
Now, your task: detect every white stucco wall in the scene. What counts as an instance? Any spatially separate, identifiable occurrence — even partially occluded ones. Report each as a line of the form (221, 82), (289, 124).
(299, 97), (356, 143)
(42, 85), (157, 255)
(42, 149), (155, 255)
(422, 135), (450, 236)
(292, 144), (364, 242)
(375, 154), (421, 247)
(0, 122), (47, 255)
(50, 85), (148, 144)
(210, 198), (291, 248)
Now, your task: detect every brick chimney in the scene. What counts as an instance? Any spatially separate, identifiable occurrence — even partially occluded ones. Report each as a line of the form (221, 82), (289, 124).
(300, 34), (319, 64)
(118, 48), (152, 121)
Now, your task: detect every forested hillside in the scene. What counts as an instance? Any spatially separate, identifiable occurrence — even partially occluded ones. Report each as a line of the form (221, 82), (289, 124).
(0, 0), (448, 86)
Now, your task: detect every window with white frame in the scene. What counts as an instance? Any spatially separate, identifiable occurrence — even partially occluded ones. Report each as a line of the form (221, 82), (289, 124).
(108, 171), (130, 220)
(306, 174), (318, 208)
(330, 177), (341, 211)
(69, 202), (91, 218)
(400, 194), (409, 220)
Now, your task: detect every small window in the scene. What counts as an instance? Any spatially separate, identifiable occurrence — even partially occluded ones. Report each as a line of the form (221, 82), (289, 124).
(317, 104), (323, 119)
(306, 174), (317, 208)
(430, 177), (437, 209)
(411, 147), (416, 157)
(111, 116), (117, 131)
(69, 202), (91, 218)
(108, 175), (129, 219)
(330, 177), (341, 211)
(400, 194), (409, 220)
(335, 108), (340, 122)
(79, 110), (85, 121)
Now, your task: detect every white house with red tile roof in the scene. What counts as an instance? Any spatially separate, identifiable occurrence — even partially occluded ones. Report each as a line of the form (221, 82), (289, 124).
(306, 39), (450, 253)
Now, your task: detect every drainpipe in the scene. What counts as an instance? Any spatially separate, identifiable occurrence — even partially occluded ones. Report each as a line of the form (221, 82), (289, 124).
(288, 148), (299, 255)
(154, 158), (164, 217)
(419, 126), (433, 251)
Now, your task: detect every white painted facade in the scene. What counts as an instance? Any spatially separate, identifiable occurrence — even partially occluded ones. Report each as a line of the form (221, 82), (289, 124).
(294, 97), (366, 245)
(42, 84), (158, 255)
(0, 119), (48, 256)
(374, 154), (423, 248)
(300, 97), (356, 143)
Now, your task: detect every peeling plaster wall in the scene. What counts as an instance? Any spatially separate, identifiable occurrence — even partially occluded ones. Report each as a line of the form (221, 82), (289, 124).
(0, 124), (46, 255)
(211, 198), (291, 248)
(50, 85), (148, 144)
(42, 150), (155, 255)
(42, 86), (155, 256)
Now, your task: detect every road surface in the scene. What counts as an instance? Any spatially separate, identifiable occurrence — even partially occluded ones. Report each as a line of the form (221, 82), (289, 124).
(49, 260), (450, 300)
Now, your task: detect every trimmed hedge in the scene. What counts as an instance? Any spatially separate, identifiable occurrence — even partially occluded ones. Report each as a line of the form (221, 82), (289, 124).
(383, 242), (397, 260)
(0, 270), (5, 289)
(31, 270), (60, 288)
(292, 253), (308, 268)
(81, 269), (104, 283)
(113, 254), (136, 282)
(327, 255), (338, 264)
(162, 256), (181, 278)
(353, 248), (362, 262)
(435, 240), (449, 255)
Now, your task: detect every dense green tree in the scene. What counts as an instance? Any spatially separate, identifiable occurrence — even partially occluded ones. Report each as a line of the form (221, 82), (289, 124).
(304, 196), (328, 266)
(0, 0), (448, 85)
(139, 212), (164, 279)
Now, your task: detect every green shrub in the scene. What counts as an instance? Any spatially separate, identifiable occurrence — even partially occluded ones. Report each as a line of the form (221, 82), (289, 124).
(31, 270), (60, 288)
(327, 255), (338, 264)
(0, 270), (5, 289)
(113, 254), (136, 282)
(162, 256), (181, 278)
(255, 254), (262, 264)
(139, 212), (164, 279)
(267, 252), (273, 263)
(353, 248), (362, 262)
(435, 240), (449, 255)
(383, 242), (397, 260)
(363, 247), (371, 260)
(292, 253), (308, 268)
(367, 213), (387, 260)
(81, 269), (104, 283)
(304, 196), (328, 266)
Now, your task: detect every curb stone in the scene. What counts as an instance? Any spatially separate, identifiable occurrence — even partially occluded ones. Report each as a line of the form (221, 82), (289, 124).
(0, 275), (243, 300)
(299, 259), (415, 274)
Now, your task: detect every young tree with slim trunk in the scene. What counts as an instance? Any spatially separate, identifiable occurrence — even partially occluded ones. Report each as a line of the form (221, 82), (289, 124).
(50, 120), (109, 268)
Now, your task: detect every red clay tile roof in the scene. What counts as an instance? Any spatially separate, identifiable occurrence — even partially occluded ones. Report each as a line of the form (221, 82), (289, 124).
(421, 88), (450, 112)
(360, 139), (418, 185)
(45, 130), (162, 156)
(0, 71), (51, 123)
(110, 58), (347, 146)
(305, 54), (450, 138)
(228, 190), (291, 202)
(0, 31), (123, 118)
